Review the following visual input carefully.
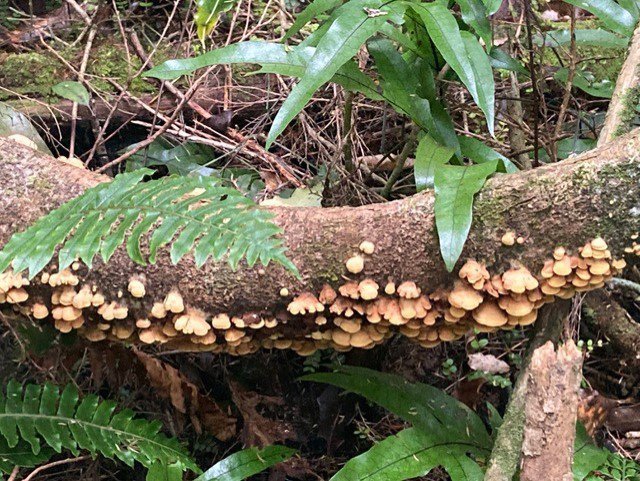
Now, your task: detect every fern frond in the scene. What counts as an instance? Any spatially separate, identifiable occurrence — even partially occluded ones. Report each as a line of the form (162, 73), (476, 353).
(0, 169), (298, 279)
(0, 380), (199, 474)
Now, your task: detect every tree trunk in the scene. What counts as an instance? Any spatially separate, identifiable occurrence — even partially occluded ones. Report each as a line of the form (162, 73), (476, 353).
(520, 340), (583, 481)
(0, 130), (639, 354)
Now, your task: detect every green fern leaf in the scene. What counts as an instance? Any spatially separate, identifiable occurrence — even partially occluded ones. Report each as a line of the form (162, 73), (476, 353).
(0, 169), (298, 279)
(0, 380), (199, 475)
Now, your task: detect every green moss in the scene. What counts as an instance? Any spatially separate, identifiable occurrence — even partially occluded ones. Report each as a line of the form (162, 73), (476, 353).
(613, 84), (640, 138)
(0, 51), (68, 100)
(86, 42), (156, 93)
(0, 38), (172, 101)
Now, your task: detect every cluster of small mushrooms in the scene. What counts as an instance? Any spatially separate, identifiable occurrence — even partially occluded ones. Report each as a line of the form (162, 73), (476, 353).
(0, 235), (635, 356)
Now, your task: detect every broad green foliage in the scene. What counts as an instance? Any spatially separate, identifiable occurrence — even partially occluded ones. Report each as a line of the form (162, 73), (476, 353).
(435, 162), (498, 272)
(408, 1), (495, 135)
(414, 134), (455, 191)
(124, 137), (219, 176)
(195, 445), (296, 481)
(563, 0), (636, 36)
(143, 42), (381, 100)
(0, 380), (198, 478)
(51, 81), (90, 106)
(534, 29), (628, 49)
(304, 366), (639, 481)
(265, 0), (403, 148)
(0, 169), (298, 279)
(331, 427), (485, 481)
(540, 0), (638, 98)
(555, 69), (615, 99)
(303, 366), (491, 481)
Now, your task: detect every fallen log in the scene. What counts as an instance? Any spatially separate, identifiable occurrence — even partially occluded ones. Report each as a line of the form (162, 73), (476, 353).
(0, 131), (639, 355)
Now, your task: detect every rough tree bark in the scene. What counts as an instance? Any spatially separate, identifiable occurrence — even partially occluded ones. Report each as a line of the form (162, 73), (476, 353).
(520, 340), (583, 481)
(598, 23), (640, 145)
(483, 301), (570, 481)
(0, 129), (639, 353)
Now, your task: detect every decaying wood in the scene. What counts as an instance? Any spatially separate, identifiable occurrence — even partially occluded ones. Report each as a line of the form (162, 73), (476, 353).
(598, 24), (640, 145)
(584, 289), (640, 367)
(483, 301), (569, 481)
(0, 129), (639, 354)
(520, 340), (583, 481)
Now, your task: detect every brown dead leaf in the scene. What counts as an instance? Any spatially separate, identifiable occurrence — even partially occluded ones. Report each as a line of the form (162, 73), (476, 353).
(229, 380), (296, 447)
(135, 350), (236, 441)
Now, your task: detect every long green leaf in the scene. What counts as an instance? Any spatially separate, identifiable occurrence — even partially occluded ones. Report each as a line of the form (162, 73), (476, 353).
(458, 136), (518, 173)
(283, 0), (343, 40)
(368, 37), (433, 132)
(144, 42), (380, 100)
(460, 31), (495, 134)
(302, 366), (491, 444)
(0, 169), (298, 278)
(414, 133), (454, 191)
(331, 427), (484, 481)
(454, 0), (491, 46)
(409, 1), (495, 134)
(534, 29), (629, 49)
(266, 0), (399, 147)
(562, 0), (635, 36)
(195, 446), (296, 480)
(434, 161), (498, 271)
(555, 68), (614, 99)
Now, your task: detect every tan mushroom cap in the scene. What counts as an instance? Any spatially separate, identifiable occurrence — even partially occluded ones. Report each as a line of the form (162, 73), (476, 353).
(448, 282), (483, 310)
(589, 260), (610, 276)
(211, 313), (231, 330)
(553, 256), (572, 276)
(384, 282), (396, 295)
(164, 291), (185, 313)
(331, 329), (351, 347)
(32, 303), (49, 319)
(397, 281), (420, 299)
(473, 302), (508, 327)
(346, 255), (364, 274)
(288, 293), (324, 315)
(591, 237), (607, 251)
(72, 286), (92, 309)
(501, 231), (516, 246)
(339, 282), (360, 300)
(319, 285), (337, 304)
(358, 279), (379, 300)
(498, 295), (534, 317)
(502, 268), (539, 294)
(224, 329), (245, 343)
(335, 317), (361, 333)
(128, 279), (146, 298)
(459, 259), (490, 286)
(174, 309), (210, 336)
(6, 288), (28, 303)
(359, 241), (375, 255)
(350, 331), (373, 348)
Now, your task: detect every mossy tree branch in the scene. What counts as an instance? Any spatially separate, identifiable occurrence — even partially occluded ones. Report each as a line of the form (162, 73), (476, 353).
(0, 130), (638, 353)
